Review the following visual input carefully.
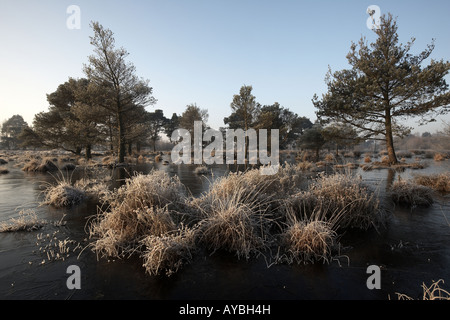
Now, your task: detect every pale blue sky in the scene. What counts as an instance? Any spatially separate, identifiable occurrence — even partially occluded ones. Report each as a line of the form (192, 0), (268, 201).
(1, 0), (449, 134)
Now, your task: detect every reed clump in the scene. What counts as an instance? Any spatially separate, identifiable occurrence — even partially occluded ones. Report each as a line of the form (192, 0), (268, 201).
(281, 218), (337, 264)
(140, 226), (197, 277)
(414, 173), (450, 192)
(396, 279), (450, 300)
(390, 180), (434, 208)
(287, 173), (384, 230)
(43, 182), (86, 208)
(194, 188), (271, 260)
(88, 171), (186, 259)
(22, 157), (58, 173)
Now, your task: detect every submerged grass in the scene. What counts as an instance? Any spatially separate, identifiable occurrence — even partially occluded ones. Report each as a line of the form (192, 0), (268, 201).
(0, 209), (45, 232)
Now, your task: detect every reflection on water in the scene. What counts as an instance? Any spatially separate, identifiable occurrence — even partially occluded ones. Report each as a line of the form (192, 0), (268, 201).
(0, 156), (449, 300)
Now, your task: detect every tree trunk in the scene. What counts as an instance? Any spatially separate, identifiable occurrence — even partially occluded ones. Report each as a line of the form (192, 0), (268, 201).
(128, 141), (132, 156)
(384, 110), (398, 165)
(117, 110), (126, 163)
(108, 116), (114, 151)
(136, 141), (141, 153)
(85, 144), (92, 160)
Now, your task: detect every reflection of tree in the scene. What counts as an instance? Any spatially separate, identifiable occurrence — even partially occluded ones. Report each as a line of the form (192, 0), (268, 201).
(386, 169), (396, 190)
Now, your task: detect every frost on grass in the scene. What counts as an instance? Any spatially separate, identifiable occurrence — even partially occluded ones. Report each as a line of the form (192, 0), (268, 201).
(390, 180), (434, 208)
(285, 172), (385, 231)
(0, 210), (45, 232)
(140, 226), (196, 277)
(194, 188), (272, 260)
(43, 182), (86, 208)
(413, 173), (450, 193)
(88, 171), (187, 259)
(281, 219), (337, 264)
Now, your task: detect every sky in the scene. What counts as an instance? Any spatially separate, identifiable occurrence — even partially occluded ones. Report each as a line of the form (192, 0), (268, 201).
(1, 0), (450, 135)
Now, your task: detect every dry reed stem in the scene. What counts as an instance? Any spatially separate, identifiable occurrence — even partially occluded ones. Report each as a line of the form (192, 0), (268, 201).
(396, 279), (450, 300)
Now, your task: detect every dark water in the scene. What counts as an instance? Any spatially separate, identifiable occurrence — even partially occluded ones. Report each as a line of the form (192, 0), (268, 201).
(0, 155), (449, 300)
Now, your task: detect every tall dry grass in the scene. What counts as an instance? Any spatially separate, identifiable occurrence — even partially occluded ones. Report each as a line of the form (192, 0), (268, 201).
(88, 171), (187, 259)
(396, 279), (450, 300)
(285, 172), (384, 231)
(389, 180), (434, 208)
(193, 187), (272, 260)
(413, 173), (450, 192)
(140, 226), (196, 276)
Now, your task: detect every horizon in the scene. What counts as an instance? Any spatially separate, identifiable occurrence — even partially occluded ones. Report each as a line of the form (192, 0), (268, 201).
(1, 0), (450, 134)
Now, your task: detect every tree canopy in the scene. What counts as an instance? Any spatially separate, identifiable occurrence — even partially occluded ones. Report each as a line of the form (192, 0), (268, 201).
(313, 13), (450, 164)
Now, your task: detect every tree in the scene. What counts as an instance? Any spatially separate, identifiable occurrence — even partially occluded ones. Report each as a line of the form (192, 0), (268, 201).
(1, 115), (29, 149)
(254, 103), (309, 149)
(21, 78), (106, 157)
(164, 113), (180, 139)
(322, 122), (360, 156)
(224, 85), (258, 130)
(83, 21), (156, 163)
(297, 124), (325, 161)
(313, 14), (450, 164)
(178, 103), (209, 140)
(147, 109), (168, 151)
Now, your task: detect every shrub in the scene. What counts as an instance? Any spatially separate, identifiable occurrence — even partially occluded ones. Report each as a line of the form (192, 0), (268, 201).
(194, 166), (209, 175)
(297, 161), (314, 171)
(434, 153), (445, 161)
